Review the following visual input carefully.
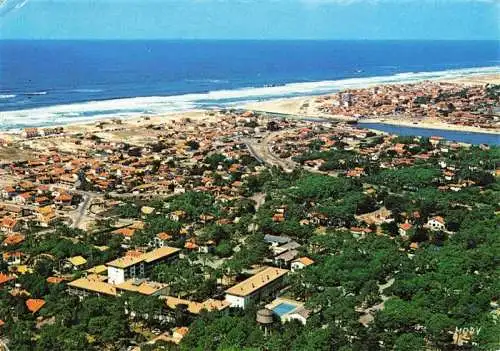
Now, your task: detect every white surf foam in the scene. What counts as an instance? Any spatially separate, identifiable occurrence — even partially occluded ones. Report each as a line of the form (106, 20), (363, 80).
(23, 91), (48, 96)
(0, 94), (16, 99)
(1, 66), (498, 130)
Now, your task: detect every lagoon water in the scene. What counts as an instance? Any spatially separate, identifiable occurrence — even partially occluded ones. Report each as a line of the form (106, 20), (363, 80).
(359, 123), (500, 145)
(0, 40), (499, 130)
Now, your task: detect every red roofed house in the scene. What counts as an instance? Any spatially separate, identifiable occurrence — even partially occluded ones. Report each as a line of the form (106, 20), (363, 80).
(2, 186), (17, 199)
(3, 251), (23, 265)
(3, 233), (25, 247)
(55, 193), (73, 206)
(291, 257), (315, 271)
(0, 273), (15, 287)
(172, 327), (189, 344)
(427, 216), (446, 231)
(26, 299), (46, 314)
(112, 227), (136, 240)
(1, 217), (19, 233)
(399, 222), (413, 237)
(151, 232), (173, 248)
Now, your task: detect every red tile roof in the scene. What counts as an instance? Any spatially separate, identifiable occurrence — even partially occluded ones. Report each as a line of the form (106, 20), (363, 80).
(0, 273), (15, 286)
(26, 299), (46, 314)
(399, 223), (413, 231)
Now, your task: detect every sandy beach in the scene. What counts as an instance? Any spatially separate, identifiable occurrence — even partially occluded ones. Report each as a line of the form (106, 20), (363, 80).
(242, 72), (500, 135)
(1, 72), (499, 144)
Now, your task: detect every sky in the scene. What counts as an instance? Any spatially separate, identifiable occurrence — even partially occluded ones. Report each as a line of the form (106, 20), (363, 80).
(0, 0), (498, 40)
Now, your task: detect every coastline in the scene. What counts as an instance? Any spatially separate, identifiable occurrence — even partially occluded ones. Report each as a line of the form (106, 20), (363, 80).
(0, 70), (499, 139)
(241, 72), (500, 135)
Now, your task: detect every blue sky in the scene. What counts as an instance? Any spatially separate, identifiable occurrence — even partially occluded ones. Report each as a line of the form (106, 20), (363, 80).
(0, 0), (498, 40)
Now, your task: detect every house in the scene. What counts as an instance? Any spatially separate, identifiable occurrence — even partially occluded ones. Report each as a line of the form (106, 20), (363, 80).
(55, 194), (73, 206)
(291, 257), (314, 272)
(107, 246), (181, 285)
(225, 266), (289, 309)
(2, 186), (17, 199)
(86, 265), (108, 275)
(14, 192), (31, 205)
(26, 299), (46, 314)
(34, 196), (50, 207)
(36, 206), (57, 227)
(399, 222), (413, 237)
(67, 256), (88, 270)
(68, 275), (169, 299)
(169, 210), (186, 222)
(264, 235), (292, 247)
(22, 128), (40, 139)
(3, 233), (25, 247)
(151, 232), (173, 248)
(274, 249), (299, 268)
(0, 217), (19, 233)
(47, 276), (66, 284)
(112, 227), (136, 241)
(0, 273), (15, 288)
(2, 251), (22, 265)
(427, 216), (446, 231)
(350, 227), (372, 238)
(184, 240), (199, 251)
(171, 327), (189, 344)
(198, 240), (216, 254)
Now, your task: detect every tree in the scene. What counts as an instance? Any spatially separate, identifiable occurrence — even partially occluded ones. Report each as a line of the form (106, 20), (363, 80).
(186, 140), (200, 151)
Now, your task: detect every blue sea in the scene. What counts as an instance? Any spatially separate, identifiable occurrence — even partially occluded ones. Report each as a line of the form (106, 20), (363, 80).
(0, 40), (499, 131)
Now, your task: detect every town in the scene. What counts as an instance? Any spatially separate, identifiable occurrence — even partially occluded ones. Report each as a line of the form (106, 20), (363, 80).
(0, 88), (498, 350)
(313, 81), (499, 130)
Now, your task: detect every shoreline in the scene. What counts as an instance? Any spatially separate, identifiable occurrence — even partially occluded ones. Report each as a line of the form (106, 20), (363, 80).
(241, 72), (500, 135)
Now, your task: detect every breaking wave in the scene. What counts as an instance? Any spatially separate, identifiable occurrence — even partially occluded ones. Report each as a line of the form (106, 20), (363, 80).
(0, 65), (498, 131)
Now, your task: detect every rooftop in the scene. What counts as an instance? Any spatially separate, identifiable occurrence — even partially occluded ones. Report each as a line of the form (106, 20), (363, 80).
(116, 279), (168, 296)
(164, 296), (230, 314)
(225, 266), (289, 297)
(67, 275), (117, 296)
(106, 246), (180, 269)
(26, 299), (46, 314)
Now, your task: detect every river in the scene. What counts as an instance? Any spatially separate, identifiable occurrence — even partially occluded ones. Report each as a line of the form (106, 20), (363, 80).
(358, 123), (500, 145)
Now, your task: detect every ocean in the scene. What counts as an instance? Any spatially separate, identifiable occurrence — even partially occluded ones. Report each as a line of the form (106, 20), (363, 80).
(0, 40), (499, 130)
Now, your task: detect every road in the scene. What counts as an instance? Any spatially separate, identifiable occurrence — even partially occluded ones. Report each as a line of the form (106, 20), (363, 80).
(71, 192), (99, 230)
(243, 133), (337, 176)
(243, 134), (296, 173)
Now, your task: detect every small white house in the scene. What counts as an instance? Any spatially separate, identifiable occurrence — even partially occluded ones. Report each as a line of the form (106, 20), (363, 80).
(427, 216), (446, 231)
(291, 257), (314, 272)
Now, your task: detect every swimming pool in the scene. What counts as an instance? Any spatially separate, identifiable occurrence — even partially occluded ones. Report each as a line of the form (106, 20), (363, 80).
(272, 302), (297, 316)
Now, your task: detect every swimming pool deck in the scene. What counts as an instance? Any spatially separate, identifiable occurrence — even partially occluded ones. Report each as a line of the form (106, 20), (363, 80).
(265, 297), (304, 316)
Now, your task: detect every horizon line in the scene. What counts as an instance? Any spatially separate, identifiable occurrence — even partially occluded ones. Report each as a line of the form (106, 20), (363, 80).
(0, 38), (499, 42)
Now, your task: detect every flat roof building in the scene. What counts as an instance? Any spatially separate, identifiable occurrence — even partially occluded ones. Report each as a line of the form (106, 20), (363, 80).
(107, 246), (180, 285)
(68, 275), (168, 299)
(164, 296), (230, 315)
(225, 266), (289, 309)
(67, 274), (117, 298)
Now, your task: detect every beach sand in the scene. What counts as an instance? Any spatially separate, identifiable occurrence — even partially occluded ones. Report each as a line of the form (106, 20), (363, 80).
(1, 72), (498, 144)
(0, 109), (220, 162)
